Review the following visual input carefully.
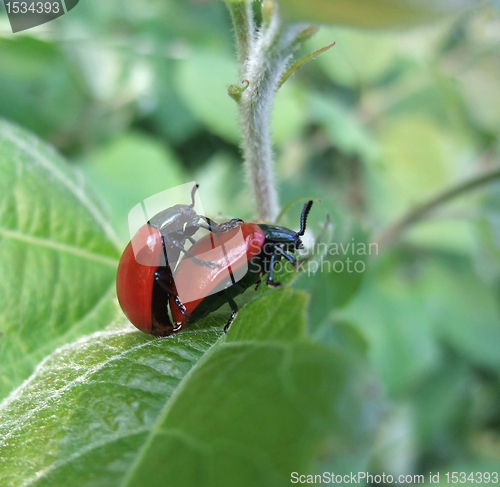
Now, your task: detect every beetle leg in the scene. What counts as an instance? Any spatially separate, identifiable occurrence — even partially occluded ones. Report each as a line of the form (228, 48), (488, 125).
(267, 244), (300, 287)
(154, 271), (190, 318)
(161, 233), (217, 269)
(159, 236), (173, 269)
(199, 216), (219, 233)
(266, 252), (282, 288)
(170, 239), (219, 268)
(273, 245), (297, 265)
(173, 296), (190, 317)
(198, 217), (243, 234)
(223, 292), (239, 333)
(216, 218), (244, 233)
(266, 243), (298, 287)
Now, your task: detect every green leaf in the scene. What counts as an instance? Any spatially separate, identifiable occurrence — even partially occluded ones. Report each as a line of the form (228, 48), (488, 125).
(226, 287), (309, 342)
(0, 119), (120, 400)
(374, 115), (452, 221)
(278, 0), (477, 29)
(307, 92), (378, 163)
(419, 258), (500, 370)
(299, 226), (370, 332)
(412, 356), (471, 448)
(278, 42), (336, 89)
(272, 81), (307, 145)
(309, 26), (399, 87)
(0, 288), (379, 486)
(123, 341), (377, 487)
(0, 326), (223, 487)
(456, 54), (500, 133)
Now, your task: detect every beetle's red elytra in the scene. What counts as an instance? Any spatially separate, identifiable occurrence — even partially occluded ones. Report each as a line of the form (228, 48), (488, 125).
(169, 223), (266, 331)
(116, 225), (165, 334)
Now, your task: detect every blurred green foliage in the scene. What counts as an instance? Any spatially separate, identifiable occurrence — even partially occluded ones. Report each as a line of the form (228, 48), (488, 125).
(0, 0), (500, 484)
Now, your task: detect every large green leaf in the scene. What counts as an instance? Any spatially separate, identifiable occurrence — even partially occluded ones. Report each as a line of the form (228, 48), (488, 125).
(0, 325), (222, 487)
(0, 122), (378, 486)
(0, 119), (120, 399)
(0, 288), (379, 486)
(123, 341), (376, 487)
(278, 0), (479, 29)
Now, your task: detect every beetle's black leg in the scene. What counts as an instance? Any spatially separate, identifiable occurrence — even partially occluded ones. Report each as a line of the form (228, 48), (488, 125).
(195, 223), (216, 233)
(161, 233), (217, 269)
(173, 296), (190, 317)
(223, 291), (239, 333)
(273, 245), (297, 265)
(217, 218), (244, 232)
(170, 239), (219, 268)
(266, 242), (299, 287)
(254, 278), (262, 291)
(199, 216), (219, 233)
(198, 217), (243, 234)
(161, 234), (184, 271)
(159, 236), (171, 269)
(266, 252), (282, 288)
(154, 271), (190, 317)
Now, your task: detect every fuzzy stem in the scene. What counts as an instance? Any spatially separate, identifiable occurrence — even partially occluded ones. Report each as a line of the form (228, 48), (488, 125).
(232, 2), (302, 221)
(374, 165), (500, 248)
(227, 1), (254, 78)
(238, 10), (281, 221)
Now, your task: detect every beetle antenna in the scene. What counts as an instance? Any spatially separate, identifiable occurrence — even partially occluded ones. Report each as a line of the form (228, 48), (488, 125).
(190, 184), (199, 208)
(298, 201), (313, 236)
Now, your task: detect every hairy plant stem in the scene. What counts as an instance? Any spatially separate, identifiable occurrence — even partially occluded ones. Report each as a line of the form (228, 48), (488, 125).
(227, 1), (254, 76)
(374, 165), (500, 248)
(227, 1), (303, 221)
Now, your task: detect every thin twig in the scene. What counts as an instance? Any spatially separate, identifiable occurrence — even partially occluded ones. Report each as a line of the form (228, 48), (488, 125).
(374, 165), (500, 248)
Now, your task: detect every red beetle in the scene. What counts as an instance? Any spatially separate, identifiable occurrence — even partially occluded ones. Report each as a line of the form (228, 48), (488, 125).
(169, 201), (313, 333)
(116, 185), (241, 336)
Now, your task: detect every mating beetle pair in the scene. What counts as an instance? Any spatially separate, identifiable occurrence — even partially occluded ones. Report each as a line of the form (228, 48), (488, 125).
(116, 186), (313, 336)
